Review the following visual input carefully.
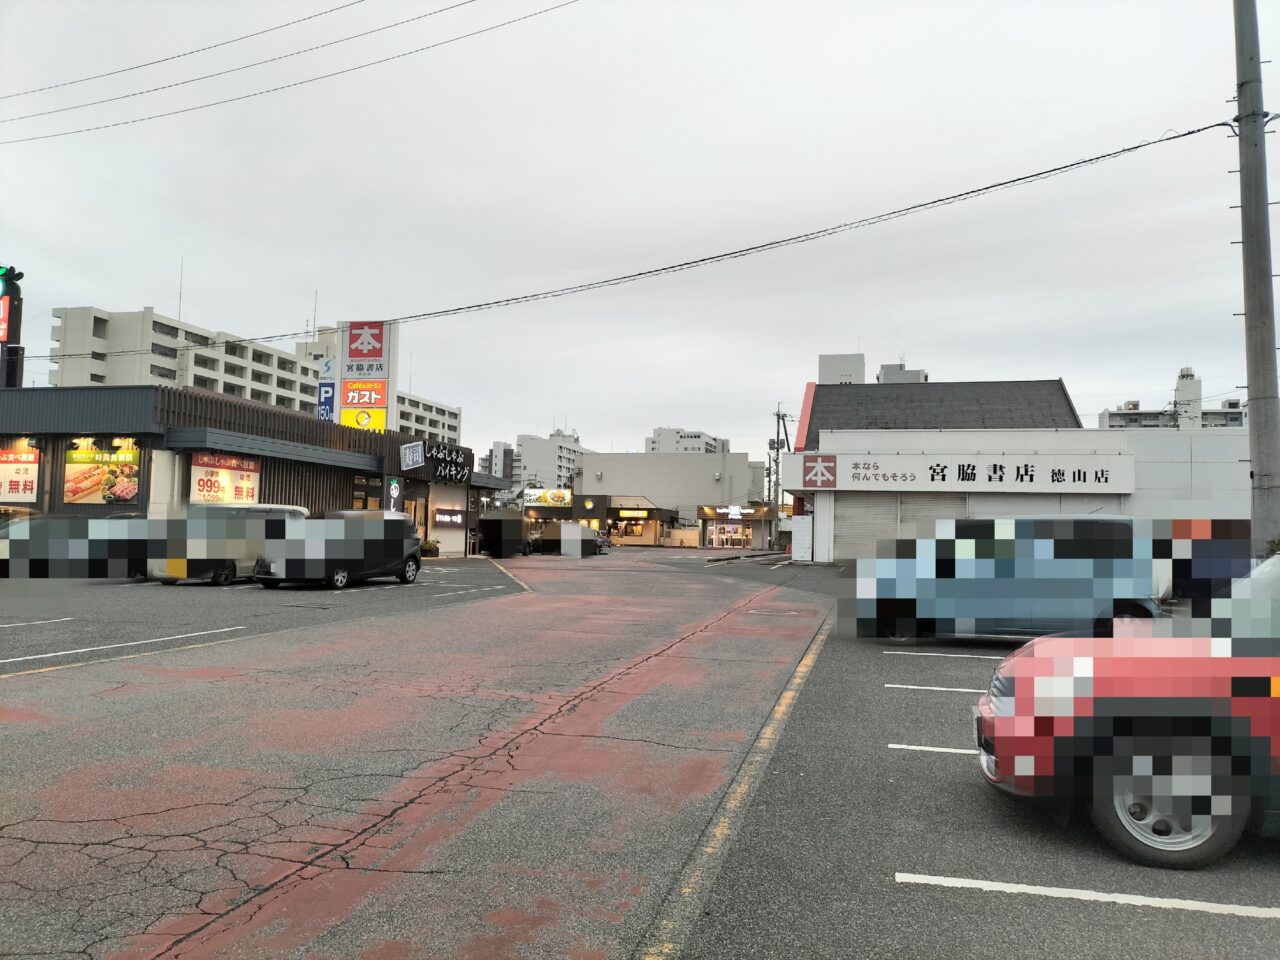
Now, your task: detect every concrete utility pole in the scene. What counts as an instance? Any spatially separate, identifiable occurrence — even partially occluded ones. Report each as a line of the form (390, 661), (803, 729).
(1235, 0), (1280, 557)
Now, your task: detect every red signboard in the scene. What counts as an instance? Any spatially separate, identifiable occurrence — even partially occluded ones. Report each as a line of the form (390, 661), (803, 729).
(342, 379), (387, 407)
(192, 452), (260, 472)
(347, 322), (384, 360)
(802, 454), (837, 489)
(0, 294), (9, 343)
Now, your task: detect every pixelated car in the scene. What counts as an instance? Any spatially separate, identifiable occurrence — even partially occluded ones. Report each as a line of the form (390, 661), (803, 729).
(252, 510), (420, 589)
(974, 555), (1280, 868)
(850, 516), (1179, 641)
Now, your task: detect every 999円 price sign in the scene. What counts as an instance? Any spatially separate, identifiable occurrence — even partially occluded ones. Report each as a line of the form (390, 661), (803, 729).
(190, 452), (261, 505)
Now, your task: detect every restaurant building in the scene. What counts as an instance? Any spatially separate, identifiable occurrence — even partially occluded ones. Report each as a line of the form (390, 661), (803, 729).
(0, 385), (478, 557)
(697, 503), (779, 548)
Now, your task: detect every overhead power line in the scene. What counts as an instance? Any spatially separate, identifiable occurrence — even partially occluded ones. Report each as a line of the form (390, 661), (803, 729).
(0, 0), (482, 125)
(0, 0), (370, 101)
(0, 0), (580, 146)
(24, 120), (1228, 364)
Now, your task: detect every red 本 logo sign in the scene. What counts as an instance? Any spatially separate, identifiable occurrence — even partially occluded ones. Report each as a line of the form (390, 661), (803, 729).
(347, 322), (384, 359)
(802, 455), (837, 488)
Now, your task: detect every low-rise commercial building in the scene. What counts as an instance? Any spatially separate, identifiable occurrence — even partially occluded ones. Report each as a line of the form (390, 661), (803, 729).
(0, 385), (478, 557)
(782, 375), (1251, 562)
(578, 452), (765, 523)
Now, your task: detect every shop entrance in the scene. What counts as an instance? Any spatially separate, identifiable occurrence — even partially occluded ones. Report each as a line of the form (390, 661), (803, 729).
(352, 475), (383, 510)
(705, 522), (751, 549)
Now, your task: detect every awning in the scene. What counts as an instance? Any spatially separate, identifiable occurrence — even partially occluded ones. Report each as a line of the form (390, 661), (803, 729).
(164, 427), (380, 471)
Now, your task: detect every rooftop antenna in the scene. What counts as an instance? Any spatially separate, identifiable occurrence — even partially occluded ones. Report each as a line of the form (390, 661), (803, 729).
(177, 257), (184, 322)
(312, 289), (318, 338)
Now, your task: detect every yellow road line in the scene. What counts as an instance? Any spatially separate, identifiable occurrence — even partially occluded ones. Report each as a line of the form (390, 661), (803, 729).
(489, 558), (532, 592)
(634, 605), (835, 960)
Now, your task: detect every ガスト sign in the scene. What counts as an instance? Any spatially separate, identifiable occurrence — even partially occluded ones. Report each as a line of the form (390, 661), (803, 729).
(190, 452), (261, 504)
(342, 379), (386, 407)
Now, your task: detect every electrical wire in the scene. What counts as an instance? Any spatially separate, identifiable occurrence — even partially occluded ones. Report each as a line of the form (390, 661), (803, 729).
(0, 0), (370, 101)
(0, 0), (581, 146)
(21, 120), (1228, 364)
(0, 0), (481, 125)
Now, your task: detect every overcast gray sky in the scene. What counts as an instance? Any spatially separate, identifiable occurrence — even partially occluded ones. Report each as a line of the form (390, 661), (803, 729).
(2, 0), (1275, 463)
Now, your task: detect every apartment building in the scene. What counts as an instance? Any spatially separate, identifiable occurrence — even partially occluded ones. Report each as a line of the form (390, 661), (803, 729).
(1098, 367), (1247, 429)
(514, 429), (591, 489)
(49, 307), (462, 445)
(645, 427), (730, 454)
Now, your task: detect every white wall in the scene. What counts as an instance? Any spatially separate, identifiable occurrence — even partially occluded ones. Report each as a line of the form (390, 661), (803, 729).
(784, 428), (1252, 562)
(579, 452), (760, 522)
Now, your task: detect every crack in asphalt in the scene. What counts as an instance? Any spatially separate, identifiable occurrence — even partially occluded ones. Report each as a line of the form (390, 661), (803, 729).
(1, 578), (796, 959)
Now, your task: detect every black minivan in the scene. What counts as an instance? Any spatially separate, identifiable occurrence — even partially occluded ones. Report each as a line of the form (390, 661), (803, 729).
(253, 510), (421, 589)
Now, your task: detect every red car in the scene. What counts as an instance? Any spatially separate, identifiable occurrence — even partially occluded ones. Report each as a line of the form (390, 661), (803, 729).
(975, 556), (1280, 869)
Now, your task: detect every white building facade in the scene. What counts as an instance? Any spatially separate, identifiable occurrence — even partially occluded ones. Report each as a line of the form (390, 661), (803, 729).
(782, 428), (1251, 563)
(49, 307), (462, 445)
(578, 451), (766, 524)
(514, 429), (591, 489)
(645, 427), (730, 454)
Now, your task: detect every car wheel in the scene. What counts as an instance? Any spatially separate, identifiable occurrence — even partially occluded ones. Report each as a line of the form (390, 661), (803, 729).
(1089, 746), (1251, 869)
(326, 568), (350, 590)
(210, 563), (236, 587)
(398, 557), (419, 584)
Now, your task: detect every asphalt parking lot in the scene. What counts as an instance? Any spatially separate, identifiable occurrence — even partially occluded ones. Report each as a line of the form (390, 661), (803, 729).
(0, 558), (525, 677)
(3, 549), (1277, 958)
(666, 558), (1280, 960)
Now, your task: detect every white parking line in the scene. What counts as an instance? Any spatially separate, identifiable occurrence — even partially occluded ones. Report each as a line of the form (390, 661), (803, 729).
(0, 617), (74, 628)
(769, 561), (790, 569)
(883, 651), (1003, 660)
(894, 873), (1280, 919)
(887, 743), (979, 755)
(0, 627), (245, 664)
(884, 683), (984, 694)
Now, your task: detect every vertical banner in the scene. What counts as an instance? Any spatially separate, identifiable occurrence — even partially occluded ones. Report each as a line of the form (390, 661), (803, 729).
(317, 356), (335, 423)
(337, 321), (397, 432)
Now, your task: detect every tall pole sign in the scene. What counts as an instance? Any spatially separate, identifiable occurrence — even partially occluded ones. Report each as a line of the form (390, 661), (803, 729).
(336, 320), (398, 432)
(0, 265), (25, 389)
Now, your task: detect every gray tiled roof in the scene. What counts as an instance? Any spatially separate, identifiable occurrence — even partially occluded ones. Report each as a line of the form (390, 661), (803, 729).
(803, 380), (1080, 449)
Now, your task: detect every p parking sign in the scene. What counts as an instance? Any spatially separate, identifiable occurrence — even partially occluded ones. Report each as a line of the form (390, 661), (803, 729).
(317, 382), (335, 422)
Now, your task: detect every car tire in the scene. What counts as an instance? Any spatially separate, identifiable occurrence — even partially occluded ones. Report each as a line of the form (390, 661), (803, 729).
(397, 557), (419, 584)
(158, 579), (179, 586)
(326, 568), (350, 590)
(210, 563), (236, 587)
(1089, 744), (1251, 869)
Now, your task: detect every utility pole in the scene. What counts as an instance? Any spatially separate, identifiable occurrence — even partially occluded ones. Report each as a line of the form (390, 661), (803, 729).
(1234, 0), (1280, 557)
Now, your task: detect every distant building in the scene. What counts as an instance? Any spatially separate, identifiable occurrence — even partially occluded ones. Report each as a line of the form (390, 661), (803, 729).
(645, 427), (730, 454)
(478, 440), (514, 479)
(578, 451), (767, 526)
(515, 428), (591, 489)
(49, 307), (462, 445)
(818, 354), (866, 385)
(876, 362), (928, 384)
(1098, 368), (1246, 429)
